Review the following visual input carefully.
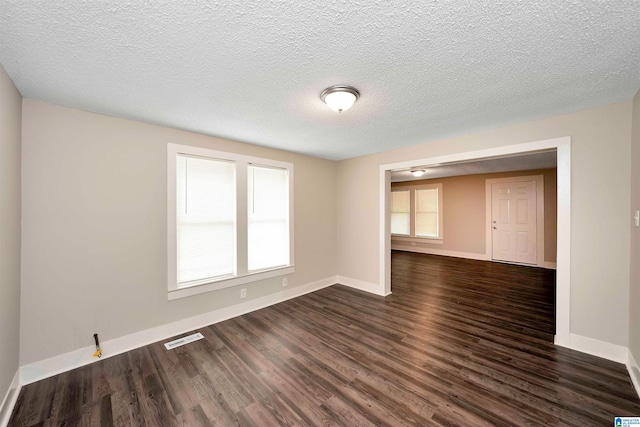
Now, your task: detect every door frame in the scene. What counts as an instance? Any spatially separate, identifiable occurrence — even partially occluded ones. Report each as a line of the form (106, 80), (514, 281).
(379, 136), (571, 345)
(485, 175), (545, 267)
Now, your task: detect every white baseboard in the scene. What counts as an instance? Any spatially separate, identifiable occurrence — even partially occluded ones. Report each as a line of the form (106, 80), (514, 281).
(391, 246), (557, 270)
(627, 349), (640, 399)
(20, 276), (337, 386)
(555, 333), (628, 364)
(336, 275), (387, 296)
(0, 370), (20, 427)
(391, 246), (490, 261)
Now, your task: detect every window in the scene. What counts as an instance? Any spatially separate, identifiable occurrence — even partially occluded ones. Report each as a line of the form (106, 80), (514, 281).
(168, 144), (294, 300)
(415, 188), (439, 238)
(176, 156), (236, 285)
(248, 165), (290, 271)
(390, 183), (443, 241)
(391, 190), (410, 235)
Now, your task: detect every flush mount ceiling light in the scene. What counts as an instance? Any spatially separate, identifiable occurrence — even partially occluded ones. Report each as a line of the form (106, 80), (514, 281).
(411, 170), (425, 177)
(320, 85), (360, 113)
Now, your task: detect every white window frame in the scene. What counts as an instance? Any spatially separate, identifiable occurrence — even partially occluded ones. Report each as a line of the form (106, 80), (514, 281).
(390, 182), (443, 242)
(167, 143), (294, 300)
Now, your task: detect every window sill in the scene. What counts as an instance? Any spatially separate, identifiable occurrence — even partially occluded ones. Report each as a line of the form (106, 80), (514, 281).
(168, 265), (295, 300)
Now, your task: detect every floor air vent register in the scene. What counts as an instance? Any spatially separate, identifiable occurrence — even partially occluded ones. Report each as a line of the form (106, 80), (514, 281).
(163, 332), (204, 350)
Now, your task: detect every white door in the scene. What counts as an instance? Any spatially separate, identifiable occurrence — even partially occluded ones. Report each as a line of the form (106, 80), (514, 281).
(491, 181), (537, 264)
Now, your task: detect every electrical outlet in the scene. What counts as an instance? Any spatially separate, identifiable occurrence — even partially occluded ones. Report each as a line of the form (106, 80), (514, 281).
(240, 288), (247, 299)
(282, 278), (288, 287)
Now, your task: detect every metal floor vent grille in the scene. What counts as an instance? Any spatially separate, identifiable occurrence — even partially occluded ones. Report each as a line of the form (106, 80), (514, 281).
(164, 332), (204, 350)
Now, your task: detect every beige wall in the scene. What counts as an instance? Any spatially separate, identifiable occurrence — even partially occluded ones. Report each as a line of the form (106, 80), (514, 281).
(20, 100), (337, 365)
(630, 89), (640, 364)
(0, 66), (22, 400)
(391, 169), (557, 263)
(337, 101), (632, 346)
(12, 92), (639, 367)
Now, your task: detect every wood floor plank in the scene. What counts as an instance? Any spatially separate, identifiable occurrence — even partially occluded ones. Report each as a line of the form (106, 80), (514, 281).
(187, 373), (242, 426)
(173, 404), (213, 426)
(9, 252), (640, 426)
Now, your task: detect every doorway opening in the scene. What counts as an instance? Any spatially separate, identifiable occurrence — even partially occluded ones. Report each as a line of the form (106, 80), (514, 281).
(379, 137), (571, 345)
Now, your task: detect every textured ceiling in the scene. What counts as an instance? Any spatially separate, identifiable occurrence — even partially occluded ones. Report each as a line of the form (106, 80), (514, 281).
(390, 151), (557, 182)
(1, 1), (639, 160)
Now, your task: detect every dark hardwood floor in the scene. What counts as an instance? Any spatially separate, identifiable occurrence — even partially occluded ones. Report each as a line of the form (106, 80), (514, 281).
(9, 252), (640, 426)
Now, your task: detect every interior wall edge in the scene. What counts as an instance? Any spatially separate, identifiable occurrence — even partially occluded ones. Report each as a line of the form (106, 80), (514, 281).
(0, 370), (20, 427)
(0, 63), (22, 427)
(627, 348), (640, 400)
(19, 275), (337, 386)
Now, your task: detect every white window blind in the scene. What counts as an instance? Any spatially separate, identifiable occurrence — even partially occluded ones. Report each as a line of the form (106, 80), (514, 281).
(176, 155), (236, 286)
(415, 188), (439, 237)
(248, 165), (290, 271)
(391, 190), (410, 235)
